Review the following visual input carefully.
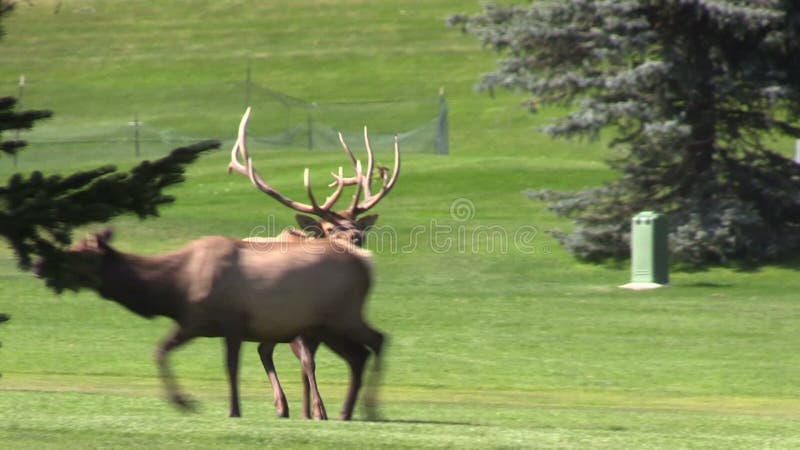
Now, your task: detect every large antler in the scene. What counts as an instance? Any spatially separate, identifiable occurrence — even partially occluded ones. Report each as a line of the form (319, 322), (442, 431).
(228, 107), (400, 219)
(227, 107), (347, 216)
(331, 127), (401, 217)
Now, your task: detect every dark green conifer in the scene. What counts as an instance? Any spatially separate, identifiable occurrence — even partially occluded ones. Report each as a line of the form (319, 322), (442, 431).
(452, 1), (800, 264)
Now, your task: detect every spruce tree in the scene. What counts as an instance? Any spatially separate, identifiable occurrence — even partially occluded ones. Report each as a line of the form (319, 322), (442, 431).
(451, 0), (800, 265)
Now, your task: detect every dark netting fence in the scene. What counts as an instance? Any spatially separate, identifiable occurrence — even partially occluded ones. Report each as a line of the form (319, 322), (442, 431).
(2, 76), (448, 160)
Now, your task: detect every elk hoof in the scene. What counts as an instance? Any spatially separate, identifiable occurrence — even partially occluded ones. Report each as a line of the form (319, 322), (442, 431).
(171, 394), (197, 412)
(364, 401), (383, 422)
(310, 403), (328, 420)
(273, 398), (289, 418)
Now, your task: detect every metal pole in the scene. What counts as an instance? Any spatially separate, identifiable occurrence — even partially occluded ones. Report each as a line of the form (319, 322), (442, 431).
(437, 86), (449, 155)
(13, 75), (26, 167)
(244, 62), (251, 108)
(16, 75), (25, 110)
(307, 112), (313, 151)
(134, 113), (140, 157)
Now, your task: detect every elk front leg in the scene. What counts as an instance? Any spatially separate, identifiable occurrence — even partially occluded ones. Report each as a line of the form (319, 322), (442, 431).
(225, 333), (243, 418)
(257, 341), (289, 418)
(155, 327), (194, 411)
(290, 336), (326, 420)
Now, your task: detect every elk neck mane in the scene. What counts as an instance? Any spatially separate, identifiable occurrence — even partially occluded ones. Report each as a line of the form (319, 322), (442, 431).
(241, 233), (375, 276)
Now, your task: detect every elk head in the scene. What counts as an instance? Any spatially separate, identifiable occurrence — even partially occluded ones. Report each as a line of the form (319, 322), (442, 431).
(227, 107), (400, 247)
(33, 228), (117, 292)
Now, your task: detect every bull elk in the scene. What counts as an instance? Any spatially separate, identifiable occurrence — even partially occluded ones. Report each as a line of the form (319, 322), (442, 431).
(227, 107), (400, 420)
(36, 228), (384, 420)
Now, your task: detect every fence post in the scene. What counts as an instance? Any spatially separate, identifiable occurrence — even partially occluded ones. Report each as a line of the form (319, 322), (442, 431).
(244, 62), (251, 108)
(307, 111), (313, 151)
(436, 86), (449, 155)
(13, 75), (26, 167)
(132, 113), (141, 157)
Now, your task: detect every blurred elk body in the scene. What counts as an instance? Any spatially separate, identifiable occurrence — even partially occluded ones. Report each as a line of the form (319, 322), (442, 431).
(227, 107), (400, 420)
(44, 229), (384, 419)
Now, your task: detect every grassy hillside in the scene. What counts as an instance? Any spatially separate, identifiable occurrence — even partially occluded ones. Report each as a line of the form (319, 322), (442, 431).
(1, 1), (799, 448)
(0, 0), (611, 161)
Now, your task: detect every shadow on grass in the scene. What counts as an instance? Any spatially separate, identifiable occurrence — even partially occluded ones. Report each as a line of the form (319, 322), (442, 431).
(654, 254), (800, 277)
(583, 244), (800, 275)
(771, 255), (800, 271)
(679, 256), (800, 274)
(681, 281), (734, 288)
(359, 417), (483, 427)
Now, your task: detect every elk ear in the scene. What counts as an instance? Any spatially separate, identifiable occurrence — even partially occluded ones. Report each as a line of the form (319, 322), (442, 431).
(295, 214), (325, 237)
(356, 214), (379, 231)
(95, 228), (114, 251)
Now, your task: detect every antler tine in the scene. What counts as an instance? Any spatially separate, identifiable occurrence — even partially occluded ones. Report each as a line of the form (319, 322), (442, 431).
(362, 126), (376, 198)
(347, 160), (365, 215)
(338, 131), (358, 167)
(330, 128), (377, 203)
(227, 107), (318, 215)
(354, 133), (401, 214)
(303, 168), (322, 210)
(227, 107), (252, 175)
(305, 166), (348, 213)
(328, 132), (361, 188)
(321, 166), (346, 210)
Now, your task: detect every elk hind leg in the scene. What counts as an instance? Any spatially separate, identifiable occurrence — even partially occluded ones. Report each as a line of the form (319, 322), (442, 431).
(325, 322), (386, 421)
(363, 330), (387, 421)
(257, 341), (289, 418)
(319, 333), (369, 421)
(291, 336), (326, 420)
(347, 323), (386, 421)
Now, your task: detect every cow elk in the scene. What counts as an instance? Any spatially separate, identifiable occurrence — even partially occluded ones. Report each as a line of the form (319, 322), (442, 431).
(227, 107), (400, 420)
(37, 228), (384, 420)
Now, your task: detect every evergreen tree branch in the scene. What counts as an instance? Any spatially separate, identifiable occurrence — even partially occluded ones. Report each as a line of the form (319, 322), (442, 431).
(0, 141), (220, 280)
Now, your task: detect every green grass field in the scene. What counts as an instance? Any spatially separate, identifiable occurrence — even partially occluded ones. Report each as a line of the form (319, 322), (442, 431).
(1, 1), (800, 448)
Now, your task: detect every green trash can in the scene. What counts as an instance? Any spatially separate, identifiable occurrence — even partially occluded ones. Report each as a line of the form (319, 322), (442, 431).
(630, 211), (668, 285)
